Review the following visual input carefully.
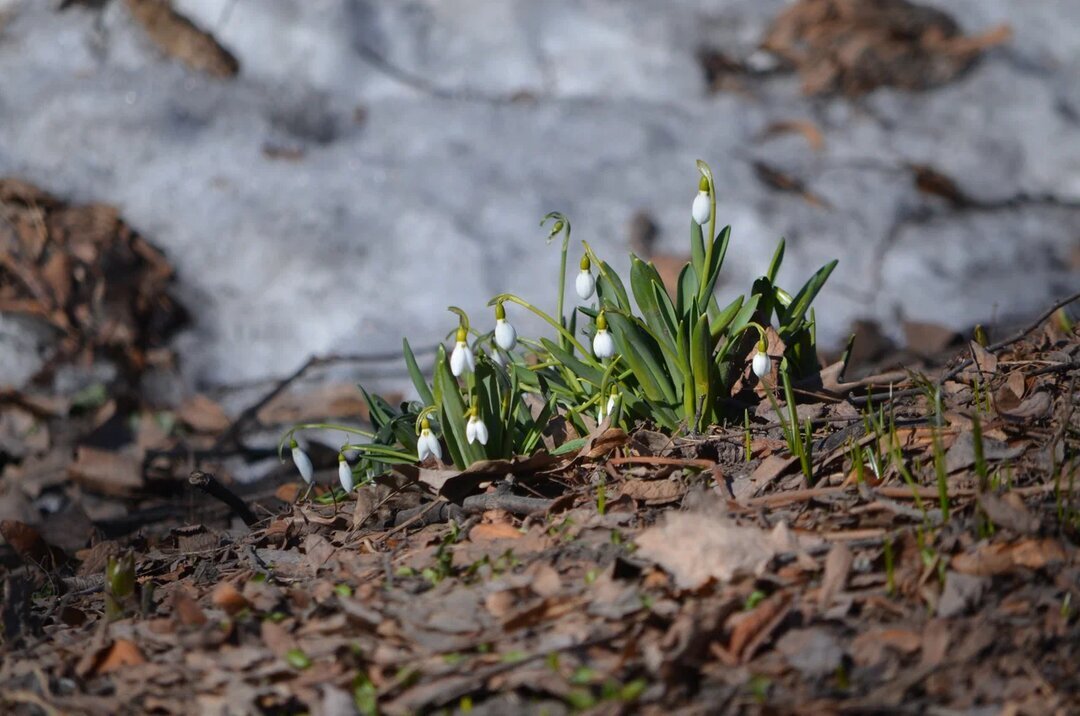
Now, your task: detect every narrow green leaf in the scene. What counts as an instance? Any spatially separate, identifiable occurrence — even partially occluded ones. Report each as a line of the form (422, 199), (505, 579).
(403, 338), (435, 406)
(780, 260), (838, 335)
(766, 238), (785, 283)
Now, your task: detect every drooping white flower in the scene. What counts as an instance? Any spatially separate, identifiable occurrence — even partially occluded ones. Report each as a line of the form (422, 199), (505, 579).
(752, 343), (772, 380)
(592, 311), (615, 359)
(416, 418), (442, 462)
(338, 453), (354, 492)
(491, 349), (506, 368)
(466, 411), (489, 445)
(493, 302), (517, 351)
(597, 388), (617, 423)
(692, 176), (711, 226)
(290, 438), (313, 484)
(575, 255), (595, 300)
(449, 327), (475, 377)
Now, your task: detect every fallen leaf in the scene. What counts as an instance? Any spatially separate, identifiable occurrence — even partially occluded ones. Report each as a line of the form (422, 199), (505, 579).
(776, 627), (844, 678)
(620, 478), (687, 505)
(936, 571), (989, 617)
(468, 522), (522, 541)
(635, 512), (785, 589)
(211, 582), (250, 615)
(976, 492), (1041, 535)
(818, 542), (852, 609)
(95, 639), (146, 675)
(68, 446), (144, 496)
(124, 0), (239, 78)
(177, 394), (230, 433)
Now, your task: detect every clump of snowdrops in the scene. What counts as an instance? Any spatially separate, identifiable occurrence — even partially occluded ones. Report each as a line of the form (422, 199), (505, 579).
(282, 161), (836, 487)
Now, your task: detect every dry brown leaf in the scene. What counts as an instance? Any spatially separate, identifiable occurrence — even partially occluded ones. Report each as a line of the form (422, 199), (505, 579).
(177, 394), (230, 434)
(818, 542), (852, 608)
(951, 539), (1068, 576)
(760, 120), (825, 151)
(124, 0), (239, 78)
(173, 590), (208, 627)
(211, 582), (250, 615)
(95, 639), (147, 674)
(620, 478), (686, 505)
(635, 512), (791, 589)
(725, 592), (791, 662)
(257, 383), (379, 425)
(68, 446), (144, 496)
(468, 522), (522, 542)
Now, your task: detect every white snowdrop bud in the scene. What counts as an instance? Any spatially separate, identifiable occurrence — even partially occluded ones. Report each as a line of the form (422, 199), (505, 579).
(290, 438), (314, 484)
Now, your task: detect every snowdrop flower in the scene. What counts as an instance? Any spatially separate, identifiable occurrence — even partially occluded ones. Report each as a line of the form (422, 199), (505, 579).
(493, 302), (517, 351)
(491, 349), (506, 368)
(752, 340), (772, 380)
(597, 388), (617, 423)
(592, 311), (615, 359)
(575, 255), (595, 300)
(290, 438), (313, 485)
(450, 327), (475, 377)
(416, 418), (442, 462)
(338, 453), (354, 492)
(692, 176), (711, 226)
(465, 409), (489, 445)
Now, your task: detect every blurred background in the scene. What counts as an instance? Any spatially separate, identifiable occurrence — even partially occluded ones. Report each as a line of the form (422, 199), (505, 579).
(1, 0), (1078, 402)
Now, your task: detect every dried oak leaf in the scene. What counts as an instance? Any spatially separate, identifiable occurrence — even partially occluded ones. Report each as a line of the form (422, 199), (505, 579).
(635, 512), (792, 589)
(124, 0), (239, 78)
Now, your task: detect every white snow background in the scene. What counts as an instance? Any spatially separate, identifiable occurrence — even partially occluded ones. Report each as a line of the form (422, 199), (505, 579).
(0, 0), (1077, 394)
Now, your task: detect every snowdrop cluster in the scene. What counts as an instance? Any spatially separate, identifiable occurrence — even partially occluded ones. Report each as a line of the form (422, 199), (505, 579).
(283, 160), (836, 485)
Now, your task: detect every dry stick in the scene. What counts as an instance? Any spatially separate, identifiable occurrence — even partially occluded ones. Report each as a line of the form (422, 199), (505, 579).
(847, 289), (1080, 407)
(188, 470), (260, 527)
(607, 455), (716, 469)
(211, 345), (439, 452)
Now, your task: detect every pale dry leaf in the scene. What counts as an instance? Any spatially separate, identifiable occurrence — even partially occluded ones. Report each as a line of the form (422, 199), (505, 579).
(635, 512), (781, 589)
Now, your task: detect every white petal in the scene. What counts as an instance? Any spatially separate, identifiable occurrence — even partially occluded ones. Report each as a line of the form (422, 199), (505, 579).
(417, 431), (436, 461)
(692, 190), (711, 226)
(463, 344), (475, 373)
(593, 330), (615, 359)
(607, 396), (616, 414)
(450, 342), (469, 376)
(466, 418), (477, 444)
(752, 351), (772, 379)
(495, 319), (517, 351)
(292, 446), (314, 484)
(474, 420), (489, 445)
(418, 431), (443, 462)
(491, 349), (506, 367)
(575, 270), (595, 300)
(338, 461), (354, 492)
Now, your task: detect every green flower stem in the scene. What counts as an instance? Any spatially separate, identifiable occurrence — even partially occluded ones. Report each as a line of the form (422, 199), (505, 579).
(340, 443), (419, 463)
(696, 160), (717, 305)
(488, 294), (593, 359)
(279, 423), (377, 459)
(542, 213), (571, 350)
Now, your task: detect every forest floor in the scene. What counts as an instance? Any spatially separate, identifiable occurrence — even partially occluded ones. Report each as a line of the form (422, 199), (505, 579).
(1, 297), (1078, 715)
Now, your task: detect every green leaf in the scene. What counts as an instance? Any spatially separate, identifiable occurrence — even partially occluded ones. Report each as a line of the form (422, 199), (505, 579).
(690, 310), (713, 428)
(606, 312), (677, 405)
(595, 259), (631, 312)
(540, 338), (604, 388)
(766, 238), (785, 283)
(403, 338), (435, 406)
(780, 260), (838, 335)
(676, 263), (699, 318)
(698, 225), (731, 302)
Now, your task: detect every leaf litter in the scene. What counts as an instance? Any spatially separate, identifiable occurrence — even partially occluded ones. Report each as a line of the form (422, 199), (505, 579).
(1, 181), (1079, 713)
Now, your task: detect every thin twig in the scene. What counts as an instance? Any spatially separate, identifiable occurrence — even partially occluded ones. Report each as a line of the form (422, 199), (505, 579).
(189, 470), (259, 527)
(212, 346), (438, 451)
(848, 290), (1080, 406)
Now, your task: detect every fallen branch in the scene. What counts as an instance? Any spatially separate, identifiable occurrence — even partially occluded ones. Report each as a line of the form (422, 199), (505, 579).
(188, 470), (259, 527)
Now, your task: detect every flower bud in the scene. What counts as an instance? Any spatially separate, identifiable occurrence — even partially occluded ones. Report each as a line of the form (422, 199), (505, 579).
(290, 438), (314, 484)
